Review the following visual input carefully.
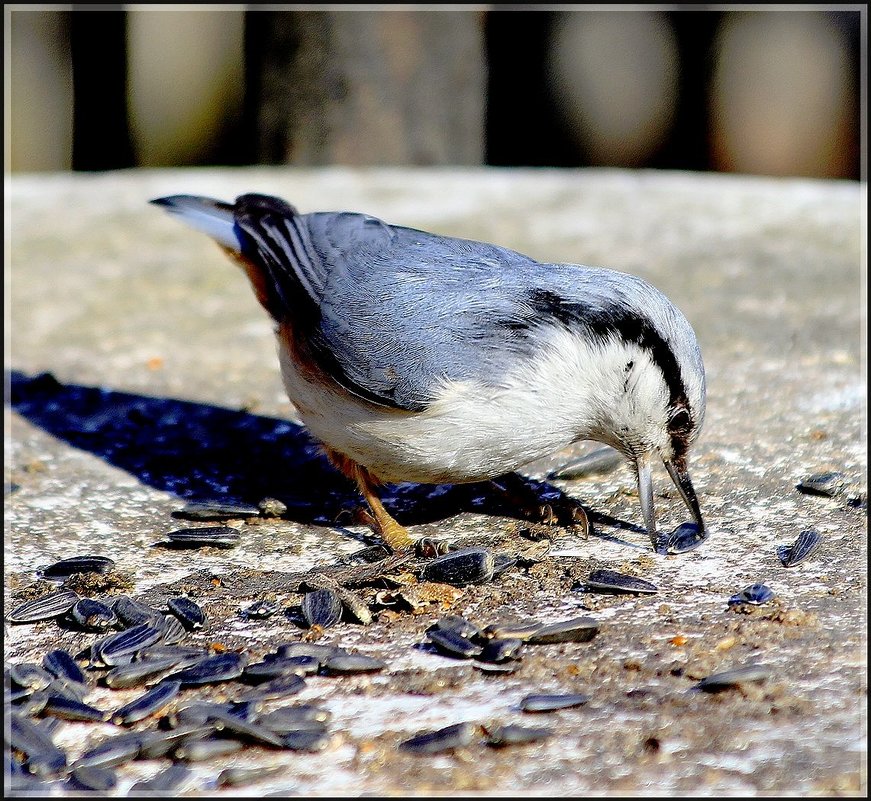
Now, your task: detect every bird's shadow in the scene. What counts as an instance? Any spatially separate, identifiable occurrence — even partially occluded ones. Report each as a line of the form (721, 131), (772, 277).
(6, 369), (642, 540)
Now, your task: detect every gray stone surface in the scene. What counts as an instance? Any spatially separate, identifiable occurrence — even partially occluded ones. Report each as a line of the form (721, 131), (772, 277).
(5, 168), (866, 795)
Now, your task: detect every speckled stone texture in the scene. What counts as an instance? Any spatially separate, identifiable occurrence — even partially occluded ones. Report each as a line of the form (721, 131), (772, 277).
(6, 168), (866, 796)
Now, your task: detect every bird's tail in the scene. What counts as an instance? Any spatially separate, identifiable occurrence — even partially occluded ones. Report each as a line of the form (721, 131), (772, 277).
(150, 195), (242, 252)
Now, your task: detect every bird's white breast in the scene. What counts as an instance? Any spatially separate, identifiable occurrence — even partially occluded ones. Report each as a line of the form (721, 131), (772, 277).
(278, 325), (649, 484)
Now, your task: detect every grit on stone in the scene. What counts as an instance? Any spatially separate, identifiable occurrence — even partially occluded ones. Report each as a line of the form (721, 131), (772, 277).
(6, 168), (866, 796)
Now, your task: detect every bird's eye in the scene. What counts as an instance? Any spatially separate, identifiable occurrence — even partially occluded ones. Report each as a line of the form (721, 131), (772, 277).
(668, 409), (691, 433)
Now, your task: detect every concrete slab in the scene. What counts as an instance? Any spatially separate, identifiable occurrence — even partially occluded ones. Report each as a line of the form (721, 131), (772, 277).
(5, 167), (866, 795)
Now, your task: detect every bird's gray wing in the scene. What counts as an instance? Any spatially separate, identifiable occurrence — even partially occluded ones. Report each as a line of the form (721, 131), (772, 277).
(233, 196), (551, 412)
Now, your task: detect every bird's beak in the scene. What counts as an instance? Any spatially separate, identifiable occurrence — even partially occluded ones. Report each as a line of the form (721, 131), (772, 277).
(635, 452), (706, 551)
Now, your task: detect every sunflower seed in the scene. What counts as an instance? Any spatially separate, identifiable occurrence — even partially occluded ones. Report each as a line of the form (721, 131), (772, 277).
(166, 526), (240, 549)
(256, 706), (331, 735)
(42, 695), (107, 722)
(486, 724), (554, 747)
(13, 691), (50, 716)
(244, 657), (313, 682)
(666, 522), (707, 554)
(103, 656), (191, 689)
(281, 729), (332, 752)
(697, 664), (772, 692)
(44, 679), (87, 703)
(207, 711), (286, 747)
(73, 731), (144, 769)
(426, 628), (483, 659)
(172, 502), (259, 521)
(160, 613), (188, 644)
(96, 624), (164, 666)
(161, 652), (248, 687)
(167, 597), (207, 631)
(728, 584), (775, 606)
(9, 713), (67, 776)
(276, 642), (345, 662)
(519, 693), (591, 712)
(585, 569), (658, 595)
(481, 620), (543, 641)
(472, 661), (520, 675)
(111, 680), (180, 725)
(10, 663), (54, 692)
(128, 764), (193, 794)
(478, 638), (524, 663)
(322, 654), (387, 674)
(67, 765), (117, 792)
(526, 616), (598, 644)
(113, 596), (164, 628)
(399, 722), (476, 754)
(547, 447), (623, 480)
(492, 553), (518, 578)
(431, 615), (481, 641)
(422, 548), (494, 586)
(241, 600), (281, 619)
(70, 598), (118, 631)
(236, 673), (307, 701)
(42, 650), (87, 686)
(174, 737), (244, 761)
(40, 555), (115, 580)
(217, 766), (285, 788)
(137, 724), (216, 759)
(780, 529), (823, 567)
(6, 590), (79, 624)
(302, 589), (343, 628)
(797, 471), (847, 497)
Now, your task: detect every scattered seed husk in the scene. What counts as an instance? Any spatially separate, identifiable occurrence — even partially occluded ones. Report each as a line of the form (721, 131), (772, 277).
(7, 590), (79, 624)
(13, 691), (51, 717)
(697, 664), (772, 692)
(277, 642), (345, 662)
(111, 680), (181, 725)
(302, 588), (343, 628)
(486, 724), (554, 747)
(40, 556), (115, 580)
(258, 497), (288, 517)
(422, 548), (494, 586)
(492, 553), (518, 578)
(9, 713), (67, 777)
(174, 737), (244, 762)
(399, 722), (476, 754)
(478, 638), (524, 663)
(780, 529), (822, 567)
(520, 693), (591, 712)
(797, 471), (847, 498)
(472, 661), (520, 675)
(161, 652), (248, 687)
(281, 729), (332, 752)
(241, 600), (281, 619)
(73, 731), (144, 769)
(70, 597), (117, 631)
(431, 615), (481, 641)
(257, 706), (331, 735)
(526, 617), (598, 644)
(67, 765), (118, 792)
(42, 695), (107, 723)
(236, 673), (308, 702)
(103, 656), (191, 690)
(96, 623), (165, 666)
(167, 597), (207, 631)
(585, 569), (658, 595)
(160, 613), (188, 645)
(728, 584), (775, 606)
(112, 596), (164, 628)
(165, 526), (240, 549)
(547, 447), (623, 480)
(128, 763), (193, 794)
(481, 620), (543, 641)
(244, 657), (312, 682)
(665, 522), (707, 554)
(172, 502), (259, 521)
(10, 663), (54, 691)
(322, 654), (387, 674)
(42, 650), (87, 686)
(217, 766), (285, 788)
(426, 628), (483, 659)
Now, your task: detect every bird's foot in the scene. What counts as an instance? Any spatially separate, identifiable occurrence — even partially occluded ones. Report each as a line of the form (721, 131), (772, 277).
(415, 536), (455, 558)
(354, 507), (415, 552)
(490, 472), (590, 535)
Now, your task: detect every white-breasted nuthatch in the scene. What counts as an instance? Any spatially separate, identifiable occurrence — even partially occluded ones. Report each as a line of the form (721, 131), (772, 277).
(151, 193), (707, 553)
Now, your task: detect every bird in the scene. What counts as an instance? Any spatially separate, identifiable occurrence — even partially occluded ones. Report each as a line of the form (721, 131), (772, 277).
(151, 192), (707, 553)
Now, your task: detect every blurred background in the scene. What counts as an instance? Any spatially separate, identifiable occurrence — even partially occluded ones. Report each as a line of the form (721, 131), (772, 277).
(5, 6), (862, 179)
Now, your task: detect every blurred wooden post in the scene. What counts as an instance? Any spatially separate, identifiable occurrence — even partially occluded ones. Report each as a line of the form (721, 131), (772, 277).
(245, 9), (486, 165)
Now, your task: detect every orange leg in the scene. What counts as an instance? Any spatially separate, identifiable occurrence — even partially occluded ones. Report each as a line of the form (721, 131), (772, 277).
(326, 449), (413, 551)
